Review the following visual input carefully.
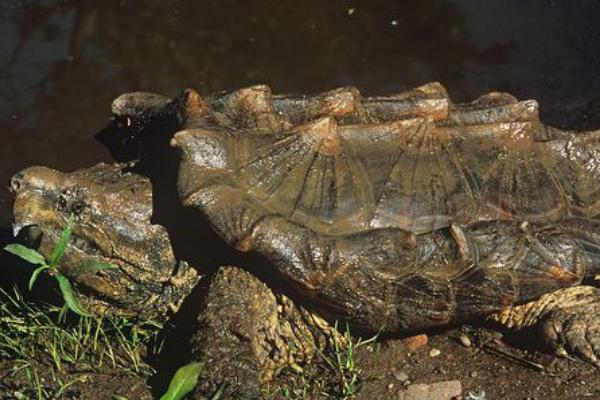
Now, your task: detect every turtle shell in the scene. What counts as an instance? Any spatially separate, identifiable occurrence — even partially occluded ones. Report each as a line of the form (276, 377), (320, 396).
(116, 83), (600, 331)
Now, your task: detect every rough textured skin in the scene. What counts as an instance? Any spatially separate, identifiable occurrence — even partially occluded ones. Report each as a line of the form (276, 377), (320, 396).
(493, 285), (600, 366)
(111, 83), (600, 366)
(11, 163), (199, 319)
(113, 83), (600, 332)
(190, 266), (343, 399)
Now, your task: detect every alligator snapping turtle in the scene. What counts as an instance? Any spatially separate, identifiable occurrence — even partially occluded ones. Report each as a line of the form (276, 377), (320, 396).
(111, 82), (600, 366)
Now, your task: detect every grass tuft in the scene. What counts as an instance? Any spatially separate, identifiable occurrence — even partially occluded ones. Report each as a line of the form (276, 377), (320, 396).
(266, 323), (378, 399)
(0, 286), (162, 399)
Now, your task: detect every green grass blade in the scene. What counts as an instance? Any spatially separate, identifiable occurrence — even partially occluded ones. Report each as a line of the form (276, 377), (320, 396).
(55, 274), (92, 317)
(50, 214), (74, 266)
(29, 265), (50, 290)
(159, 362), (204, 400)
(4, 244), (46, 265)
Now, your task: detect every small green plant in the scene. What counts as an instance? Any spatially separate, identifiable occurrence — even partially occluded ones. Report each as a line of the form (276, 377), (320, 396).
(267, 323), (378, 399)
(0, 287), (162, 399)
(4, 214), (115, 317)
(159, 361), (204, 400)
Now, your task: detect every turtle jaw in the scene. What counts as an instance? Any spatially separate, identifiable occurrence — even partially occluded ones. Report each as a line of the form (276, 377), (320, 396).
(111, 91), (172, 122)
(9, 164), (200, 320)
(10, 166), (65, 239)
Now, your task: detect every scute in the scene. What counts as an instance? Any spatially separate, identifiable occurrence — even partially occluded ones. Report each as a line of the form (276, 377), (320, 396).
(115, 82), (600, 331)
(172, 84), (571, 236)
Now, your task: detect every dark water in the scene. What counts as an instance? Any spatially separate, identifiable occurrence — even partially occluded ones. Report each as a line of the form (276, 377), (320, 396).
(1, 0), (600, 392)
(2, 0), (600, 229)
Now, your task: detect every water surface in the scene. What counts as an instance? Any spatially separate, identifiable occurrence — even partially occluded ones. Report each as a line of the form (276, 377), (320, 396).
(1, 0), (600, 227)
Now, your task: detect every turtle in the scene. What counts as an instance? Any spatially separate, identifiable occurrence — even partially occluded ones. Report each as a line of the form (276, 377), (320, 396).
(110, 81), (600, 369)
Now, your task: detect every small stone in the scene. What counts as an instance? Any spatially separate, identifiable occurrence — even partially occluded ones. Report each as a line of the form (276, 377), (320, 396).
(347, 8), (355, 15)
(465, 390), (487, 400)
(399, 380), (462, 400)
(402, 334), (429, 351)
(458, 335), (472, 347)
(470, 371), (478, 378)
(429, 348), (441, 357)
(388, 383), (395, 390)
(392, 369), (409, 383)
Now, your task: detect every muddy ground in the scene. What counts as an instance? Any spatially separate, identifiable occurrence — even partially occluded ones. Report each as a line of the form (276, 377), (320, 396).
(0, 361), (153, 399)
(353, 328), (599, 400)
(1, 322), (598, 399)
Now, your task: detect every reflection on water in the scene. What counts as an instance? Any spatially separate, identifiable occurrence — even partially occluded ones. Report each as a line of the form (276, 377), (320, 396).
(1, 0), (600, 227)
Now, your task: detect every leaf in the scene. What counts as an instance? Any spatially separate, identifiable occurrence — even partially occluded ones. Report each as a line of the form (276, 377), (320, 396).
(112, 396), (129, 400)
(159, 362), (204, 400)
(55, 274), (92, 317)
(3, 244), (46, 266)
(50, 213), (74, 267)
(29, 265), (50, 290)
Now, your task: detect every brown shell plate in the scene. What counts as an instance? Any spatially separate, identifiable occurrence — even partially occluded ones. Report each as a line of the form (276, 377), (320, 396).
(115, 83), (600, 331)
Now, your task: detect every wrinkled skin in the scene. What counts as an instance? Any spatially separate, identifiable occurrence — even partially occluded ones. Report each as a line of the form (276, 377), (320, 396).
(111, 82), (600, 366)
(11, 163), (199, 319)
(190, 266), (342, 400)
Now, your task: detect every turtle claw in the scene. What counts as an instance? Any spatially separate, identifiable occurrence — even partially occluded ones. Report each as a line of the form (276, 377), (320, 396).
(540, 295), (600, 367)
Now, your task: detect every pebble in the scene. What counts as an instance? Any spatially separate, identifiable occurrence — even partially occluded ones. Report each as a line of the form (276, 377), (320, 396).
(429, 348), (441, 357)
(402, 333), (429, 351)
(470, 371), (478, 378)
(392, 369), (409, 383)
(465, 391), (487, 400)
(458, 335), (472, 347)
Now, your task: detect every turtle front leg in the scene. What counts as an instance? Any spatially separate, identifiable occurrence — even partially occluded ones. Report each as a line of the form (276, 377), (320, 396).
(492, 286), (600, 366)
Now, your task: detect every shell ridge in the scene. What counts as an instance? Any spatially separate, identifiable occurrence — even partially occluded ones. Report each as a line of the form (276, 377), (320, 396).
(339, 135), (377, 225)
(407, 120), (431, 232)
(369, 118), (427, 229)
(289, 149), (320, 219)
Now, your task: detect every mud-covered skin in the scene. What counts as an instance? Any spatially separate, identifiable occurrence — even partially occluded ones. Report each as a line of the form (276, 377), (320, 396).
(112, 83), (600, 363)
(11, 163), (199, 319)
(114, 84), (600, 325)
(190, 266), (343, 400)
